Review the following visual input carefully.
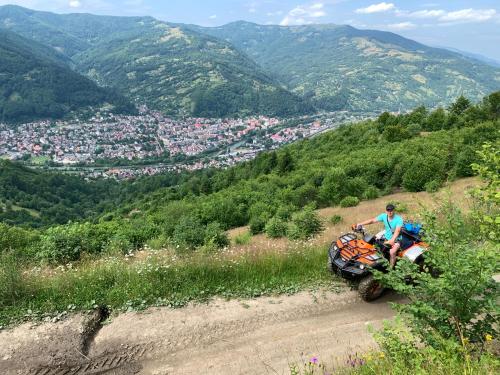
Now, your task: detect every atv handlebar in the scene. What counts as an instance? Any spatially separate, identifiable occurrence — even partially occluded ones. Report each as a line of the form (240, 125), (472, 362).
(351, 224), (364, 233)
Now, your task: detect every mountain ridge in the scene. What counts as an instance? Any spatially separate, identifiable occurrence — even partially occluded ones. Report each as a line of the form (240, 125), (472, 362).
(0, 5), (499, 117)
(0, 28), (134, 123)
(190, 21), (500, 112)
(0, 5), (312, 118)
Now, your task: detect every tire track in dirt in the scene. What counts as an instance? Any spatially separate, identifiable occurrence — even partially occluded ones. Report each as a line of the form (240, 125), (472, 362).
(2, 288), (403, 375)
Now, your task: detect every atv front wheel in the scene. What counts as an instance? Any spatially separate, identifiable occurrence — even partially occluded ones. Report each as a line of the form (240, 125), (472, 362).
(358, 274), (384, 302)
(327, 254), (336, 274)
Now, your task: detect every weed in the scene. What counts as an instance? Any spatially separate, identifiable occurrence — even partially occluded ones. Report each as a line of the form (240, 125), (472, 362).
(233, 231), (252, 245)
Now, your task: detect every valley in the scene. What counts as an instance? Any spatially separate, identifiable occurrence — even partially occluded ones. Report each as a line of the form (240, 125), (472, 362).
(1, 109), (372, 179)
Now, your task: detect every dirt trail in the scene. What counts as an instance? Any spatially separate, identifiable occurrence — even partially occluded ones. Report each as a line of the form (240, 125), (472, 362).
(1, 288), (404, 375)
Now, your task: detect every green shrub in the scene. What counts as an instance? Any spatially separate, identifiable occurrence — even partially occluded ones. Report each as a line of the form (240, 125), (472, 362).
(402, 155), (446, 192)
(204, 222), (229, 249)
(104, 234), (134, 255)
(340, 196), (360, 207)
(287, 205), (324, 240)
(363, 186), (380, 200)
(265, 216), (289, 238)
(37, 222), (109, 263)
(0, 223), (39, 256)
(329, 214), (343, 225)
(425, 180), (441, 193)
(233, 231), (252, 245)
(172, 215), (205, 250)
(275, 204), (296, 221)
(117, 218), (159, 249)
(345, 320), (500, 375)
(375, 202), (498, 348)
(249, 214), (270, 235)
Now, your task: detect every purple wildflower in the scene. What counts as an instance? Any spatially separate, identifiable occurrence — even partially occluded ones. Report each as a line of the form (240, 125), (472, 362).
(310, 356), (319, 364)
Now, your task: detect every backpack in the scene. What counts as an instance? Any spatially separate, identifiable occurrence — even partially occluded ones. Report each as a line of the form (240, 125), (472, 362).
(403, 221), (422, 236)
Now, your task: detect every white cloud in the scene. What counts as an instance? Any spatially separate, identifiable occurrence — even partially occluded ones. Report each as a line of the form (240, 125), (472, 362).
(405, 9), (445, 18)
(69, 0), (81, 7)
(280, 2), (327, 26)
(209, 14), (217, 19)
(386, 21), (416, 30)
(400, 7), (497, 24)
(439, 8), (496, 22)
(355, 2), (395, 14)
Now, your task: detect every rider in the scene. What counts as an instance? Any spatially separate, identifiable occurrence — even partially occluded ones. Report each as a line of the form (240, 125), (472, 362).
(356, 204), (403, 268)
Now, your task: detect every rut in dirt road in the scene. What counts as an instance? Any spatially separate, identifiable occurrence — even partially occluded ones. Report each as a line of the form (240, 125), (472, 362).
(1, 288), (403, 375)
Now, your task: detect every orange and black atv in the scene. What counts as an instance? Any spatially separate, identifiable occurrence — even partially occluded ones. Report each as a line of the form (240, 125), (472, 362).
(327, 223), (428, 301)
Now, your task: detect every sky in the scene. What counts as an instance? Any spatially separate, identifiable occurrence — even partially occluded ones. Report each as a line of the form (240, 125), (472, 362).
(1, 1), (499, 61)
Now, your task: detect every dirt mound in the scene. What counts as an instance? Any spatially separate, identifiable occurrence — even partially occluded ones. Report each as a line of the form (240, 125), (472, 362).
(1, 288), (403, 375)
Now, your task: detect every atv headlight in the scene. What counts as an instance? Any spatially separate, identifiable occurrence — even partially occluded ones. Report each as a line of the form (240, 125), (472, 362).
(360, 264), (365, 270)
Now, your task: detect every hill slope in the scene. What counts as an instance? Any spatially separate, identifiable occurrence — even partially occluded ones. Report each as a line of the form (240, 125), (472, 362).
(0, 6), (311, 117)
(191, 21), (500, 112)
(0, 29), (134, 123)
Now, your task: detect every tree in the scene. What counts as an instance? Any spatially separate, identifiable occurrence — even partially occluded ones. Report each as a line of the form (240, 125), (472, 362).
(425, 107), (447, 131)
(449, 95), (471, 116)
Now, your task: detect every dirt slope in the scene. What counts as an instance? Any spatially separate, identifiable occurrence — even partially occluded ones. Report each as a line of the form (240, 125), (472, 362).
(1, 289), (404, 375)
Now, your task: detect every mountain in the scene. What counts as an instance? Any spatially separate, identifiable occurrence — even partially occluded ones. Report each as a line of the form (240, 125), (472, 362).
(0, 29), (134, 123)
(0, 6), (312, 118)
(438, 46), (500, 68)
(74, 20), (312, 117)
(190, 21), (500, 112)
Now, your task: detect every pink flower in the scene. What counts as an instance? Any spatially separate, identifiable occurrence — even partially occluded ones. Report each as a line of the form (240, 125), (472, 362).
(310, 356), (319, 364)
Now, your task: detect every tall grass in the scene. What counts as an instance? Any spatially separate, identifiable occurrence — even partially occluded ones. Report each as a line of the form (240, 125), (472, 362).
(0, 246), (333, 326)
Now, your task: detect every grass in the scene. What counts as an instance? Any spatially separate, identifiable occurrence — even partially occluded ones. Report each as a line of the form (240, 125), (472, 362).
(233, 231), (252, 245)
(290, 349), (500, 375)
(0, 245), (334, 327)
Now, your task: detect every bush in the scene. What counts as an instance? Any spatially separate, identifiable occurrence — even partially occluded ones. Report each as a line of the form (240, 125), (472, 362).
(275, 204), (296, 221)
(265, 216), (289, 238)
(249, 214), (270, 235)
(172, 215), (205, 250)
(402, 155), (446, 192)
(204, 222), (229, 249)
(363, 186), (380, 200)
(0, 223), (39, 256)
(287, 205), (324, 240)
(104, 234), (134, 255)
(37, 222), (109, 263)
(340, 196), (360, 207)
(375, 202), (498, 348)
(424, 180), (441, 193)
(329, 215), (343, 225)
(346, 320), (500, 375)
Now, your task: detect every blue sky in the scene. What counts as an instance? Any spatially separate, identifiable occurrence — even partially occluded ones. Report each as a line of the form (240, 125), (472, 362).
(1, 1), (499, 60)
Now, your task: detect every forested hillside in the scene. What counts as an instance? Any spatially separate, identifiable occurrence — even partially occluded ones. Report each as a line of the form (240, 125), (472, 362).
(0, 92), (498, 261)
(0, 29), (134, 123)
(192, 21), (500, 112)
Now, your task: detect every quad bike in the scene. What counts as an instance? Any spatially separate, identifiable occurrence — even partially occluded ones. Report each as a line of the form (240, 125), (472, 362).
(327, 223), (428, 301)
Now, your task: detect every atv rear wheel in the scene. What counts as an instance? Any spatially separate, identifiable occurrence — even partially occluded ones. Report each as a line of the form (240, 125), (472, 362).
(358, 274), (384, 302)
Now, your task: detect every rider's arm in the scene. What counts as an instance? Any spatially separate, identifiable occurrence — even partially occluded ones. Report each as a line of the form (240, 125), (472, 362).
(357, 217), (378, 226)
(387, 226), (402, 244)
